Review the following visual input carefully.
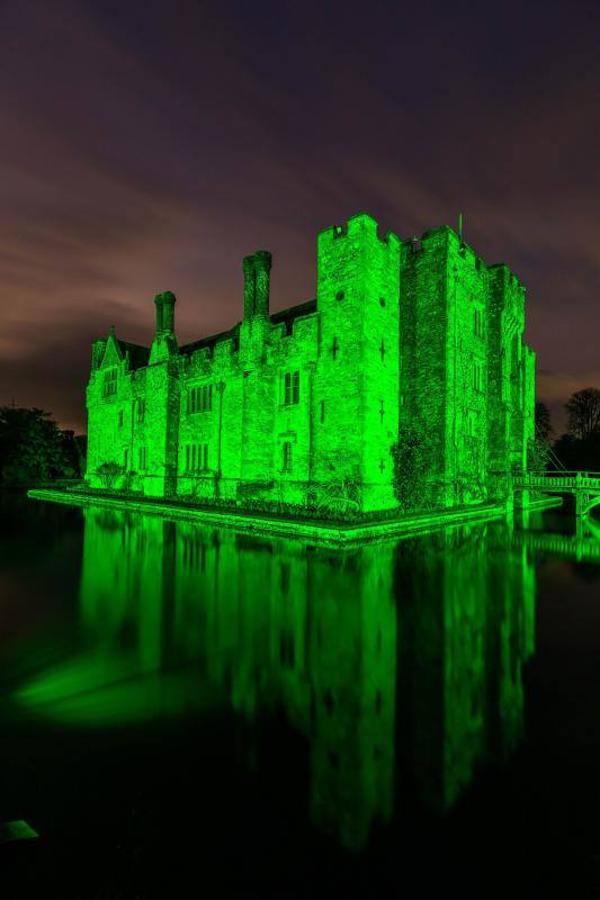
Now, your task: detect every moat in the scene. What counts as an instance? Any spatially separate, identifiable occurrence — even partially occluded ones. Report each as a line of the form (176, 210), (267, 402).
(2, 493), (600, 897)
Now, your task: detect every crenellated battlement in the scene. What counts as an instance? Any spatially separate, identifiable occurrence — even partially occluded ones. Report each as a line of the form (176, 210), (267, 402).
(318, 212), (400, 251)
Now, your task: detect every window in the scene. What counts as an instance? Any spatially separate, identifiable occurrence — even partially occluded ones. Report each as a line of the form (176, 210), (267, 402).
(473, 362), (483, 392)
(282, 441), (293, 473)
(103, 368), (117, 397)
(138, 446), (147, 470)
(185, 444), (194, 472)
(118, 410), (124, 428)
(185, 443), (209, 473)
(474, 308), (484, 338)
(136, 398), (145, 423)
(187, 384), (212, 414)
(283, 370), (300, 406)
(123, 448), (128, 470)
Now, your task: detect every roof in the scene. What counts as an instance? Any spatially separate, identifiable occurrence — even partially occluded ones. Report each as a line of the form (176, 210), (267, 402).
(117, 340), (150, 370)
(179, 299), (318, 354)
(270, 299), (316, 335)
(179, 324), (240, 357)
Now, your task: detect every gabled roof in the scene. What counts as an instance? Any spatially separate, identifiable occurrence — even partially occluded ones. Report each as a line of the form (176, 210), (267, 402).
(117, 340), (150, 370)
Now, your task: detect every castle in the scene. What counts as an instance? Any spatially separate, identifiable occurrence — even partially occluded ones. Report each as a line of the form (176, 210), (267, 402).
(86, 212), (536, 513)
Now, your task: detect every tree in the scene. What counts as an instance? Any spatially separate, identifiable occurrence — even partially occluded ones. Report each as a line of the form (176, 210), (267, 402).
(0, 406), (78, 485)
(535, 401), (552, 443)
(566, 388), (600, 440)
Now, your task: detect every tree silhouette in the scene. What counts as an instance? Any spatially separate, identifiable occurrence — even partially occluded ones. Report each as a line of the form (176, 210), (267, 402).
(566, 388), (600, 439)
(0, 406), (81, 484)
(535, 401), (552, 442)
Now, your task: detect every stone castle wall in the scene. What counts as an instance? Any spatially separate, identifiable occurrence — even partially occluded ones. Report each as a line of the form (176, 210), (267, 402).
(85, 212), (535, 514)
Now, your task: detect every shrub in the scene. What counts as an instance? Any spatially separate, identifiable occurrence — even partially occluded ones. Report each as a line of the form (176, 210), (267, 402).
(96, 460), (124, 490)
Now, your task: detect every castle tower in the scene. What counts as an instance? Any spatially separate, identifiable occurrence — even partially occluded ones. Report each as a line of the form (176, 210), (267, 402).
(313, 213), (400, 512)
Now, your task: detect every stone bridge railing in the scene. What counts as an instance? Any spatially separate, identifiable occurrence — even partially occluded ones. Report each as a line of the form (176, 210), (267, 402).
(514, 472), (600, 491)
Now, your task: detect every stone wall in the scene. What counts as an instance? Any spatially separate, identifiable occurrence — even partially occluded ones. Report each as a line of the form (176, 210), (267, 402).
(85, 212), (536, 514)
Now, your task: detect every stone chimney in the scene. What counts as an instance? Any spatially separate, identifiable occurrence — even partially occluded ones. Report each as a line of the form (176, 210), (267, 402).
(154, 291), (176, 336)
(243, 251), (272, 320)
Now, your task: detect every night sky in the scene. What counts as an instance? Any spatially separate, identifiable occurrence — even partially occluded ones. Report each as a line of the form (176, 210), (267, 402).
(1, 0), (598, 434)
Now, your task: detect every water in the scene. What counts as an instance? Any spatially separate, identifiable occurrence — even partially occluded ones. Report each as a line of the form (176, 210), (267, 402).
(1, 493), (600, 897)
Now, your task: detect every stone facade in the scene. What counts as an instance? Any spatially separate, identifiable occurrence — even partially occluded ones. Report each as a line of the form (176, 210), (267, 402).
(85, 212), (535, 513)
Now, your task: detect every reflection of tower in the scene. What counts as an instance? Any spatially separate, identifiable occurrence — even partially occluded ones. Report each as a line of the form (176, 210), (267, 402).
(307, 544), (396, 850)
(171, 525), (398, 851)
(396, 522), (536, 813)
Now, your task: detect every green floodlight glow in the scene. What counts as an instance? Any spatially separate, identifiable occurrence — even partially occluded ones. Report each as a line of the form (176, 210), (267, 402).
(0, 820), (39, 844)
(15, 507), (536, 850)
(82, 213), (535, 518)
(29, 487), (513, 544)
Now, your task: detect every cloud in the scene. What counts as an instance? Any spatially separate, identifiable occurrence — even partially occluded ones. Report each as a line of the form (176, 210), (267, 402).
(0, 0), (599, 429)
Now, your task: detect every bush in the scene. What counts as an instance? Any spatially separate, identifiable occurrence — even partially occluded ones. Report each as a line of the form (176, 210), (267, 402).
(96, 460), (124, 490)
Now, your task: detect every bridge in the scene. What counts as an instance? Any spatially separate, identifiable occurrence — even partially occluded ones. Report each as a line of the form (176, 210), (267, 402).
(514, 519), (600, 563)
(513, 472), (600, 517)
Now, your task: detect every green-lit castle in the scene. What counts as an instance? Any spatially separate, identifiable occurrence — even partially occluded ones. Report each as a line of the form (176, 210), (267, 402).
(86, 212), (535, 513)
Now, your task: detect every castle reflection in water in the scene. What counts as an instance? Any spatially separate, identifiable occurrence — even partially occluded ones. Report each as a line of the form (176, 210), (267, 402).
(21, 508), (536, 850)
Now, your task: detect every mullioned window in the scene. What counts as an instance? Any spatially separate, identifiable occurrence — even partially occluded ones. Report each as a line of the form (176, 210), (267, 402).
(185, 443), (209, 472)
(188, 385), (212, 414)
(283, 371), (300, 406)
(103, 368), (117, 397)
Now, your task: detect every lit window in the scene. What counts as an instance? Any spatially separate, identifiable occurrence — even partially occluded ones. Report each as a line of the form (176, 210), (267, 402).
(282, 441), (293, 473)
(103, 368), (117, 397)
(284, 371), (300, 406)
